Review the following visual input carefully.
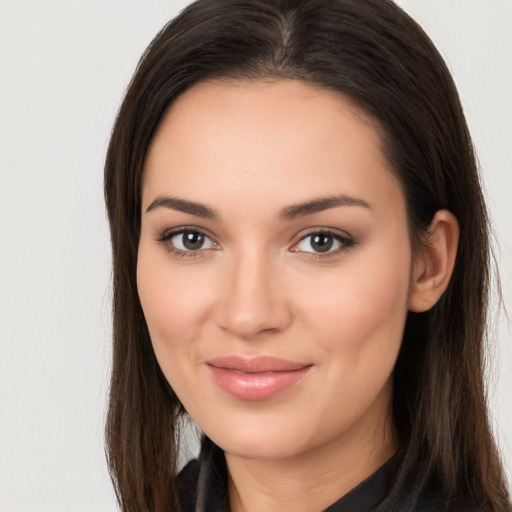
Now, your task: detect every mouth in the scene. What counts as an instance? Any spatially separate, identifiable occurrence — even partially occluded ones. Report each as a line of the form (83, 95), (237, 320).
(205, 356), (313, 401)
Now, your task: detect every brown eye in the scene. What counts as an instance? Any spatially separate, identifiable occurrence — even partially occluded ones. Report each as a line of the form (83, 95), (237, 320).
(160, 229), (217, 252)
(310, 234), (334, 253)
(292, 230), (356, 255)
(182, 231), (205, 250)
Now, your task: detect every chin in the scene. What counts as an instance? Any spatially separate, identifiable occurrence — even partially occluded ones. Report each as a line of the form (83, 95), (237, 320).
(215, 436), (302, 461)
(200, 414), (323, 462)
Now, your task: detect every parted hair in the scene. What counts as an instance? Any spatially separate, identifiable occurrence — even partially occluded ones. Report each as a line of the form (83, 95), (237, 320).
(104, 0), (510, 511)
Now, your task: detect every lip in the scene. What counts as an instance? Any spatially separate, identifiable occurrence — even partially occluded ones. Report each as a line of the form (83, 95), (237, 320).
(206, 356), (312, 401)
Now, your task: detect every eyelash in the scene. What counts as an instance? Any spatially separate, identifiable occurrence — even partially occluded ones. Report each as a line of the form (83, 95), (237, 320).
(291, 229), (357, 259)
(156, 227), (357, 260)
(156, 227), (219, 260)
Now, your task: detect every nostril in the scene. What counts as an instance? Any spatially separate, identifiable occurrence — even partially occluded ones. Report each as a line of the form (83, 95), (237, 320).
(214, 256), (293, 337)
(216, 294), (292, 339)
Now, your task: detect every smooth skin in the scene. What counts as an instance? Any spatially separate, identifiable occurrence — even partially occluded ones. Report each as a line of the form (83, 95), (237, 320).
(137, 80), (459, 512)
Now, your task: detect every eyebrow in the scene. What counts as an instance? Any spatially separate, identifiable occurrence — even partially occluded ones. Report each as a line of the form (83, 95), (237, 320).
(145, 193), (371, 220)
(146, 196), (218, 219)
(279, 194), (372, 221)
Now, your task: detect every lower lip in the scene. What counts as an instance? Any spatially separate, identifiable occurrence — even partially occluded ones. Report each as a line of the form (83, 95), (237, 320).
(207, 365), (311, 401)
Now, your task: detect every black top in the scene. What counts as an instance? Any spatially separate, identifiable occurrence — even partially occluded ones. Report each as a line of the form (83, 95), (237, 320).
(176, 438), (466, 512)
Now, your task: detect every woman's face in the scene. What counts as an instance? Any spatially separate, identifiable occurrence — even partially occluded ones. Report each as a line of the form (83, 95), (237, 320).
(138, 80), (413, 461)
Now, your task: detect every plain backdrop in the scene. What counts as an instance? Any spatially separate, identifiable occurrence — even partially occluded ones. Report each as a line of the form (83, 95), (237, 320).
(0, 1), (510, 511)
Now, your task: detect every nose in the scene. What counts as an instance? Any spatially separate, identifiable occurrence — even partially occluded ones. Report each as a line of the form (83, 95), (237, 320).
(215, 249), (292, 339)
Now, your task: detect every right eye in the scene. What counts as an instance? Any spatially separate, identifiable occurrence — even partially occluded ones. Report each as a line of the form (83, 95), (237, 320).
(158, 229), (218, 255)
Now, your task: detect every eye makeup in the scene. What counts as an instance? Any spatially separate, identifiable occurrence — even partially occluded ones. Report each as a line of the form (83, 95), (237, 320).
(155, 225), (358, 261)
(290, 228), (357, 258)
(156, 227), (219, 260)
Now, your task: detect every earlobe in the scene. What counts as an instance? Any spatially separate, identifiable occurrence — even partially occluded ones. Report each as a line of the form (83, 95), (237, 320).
(408, 210), (459, 313)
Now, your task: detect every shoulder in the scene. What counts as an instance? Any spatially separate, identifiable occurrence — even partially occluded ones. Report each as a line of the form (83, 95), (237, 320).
(388, 472), (488, 512)
(417, 500), (490, 512)
(413, 489), (490, 512)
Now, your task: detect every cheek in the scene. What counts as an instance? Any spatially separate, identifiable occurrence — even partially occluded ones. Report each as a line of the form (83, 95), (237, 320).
(299, 243), (411, 374)
(285, 247), (412, 440)
(136, 252), (220, 412)
(136, 248), (211, 370)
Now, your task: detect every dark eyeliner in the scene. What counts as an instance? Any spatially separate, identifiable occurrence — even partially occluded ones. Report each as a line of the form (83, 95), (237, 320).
(292, 228), (358, 257)
(155, 227), (216, 259)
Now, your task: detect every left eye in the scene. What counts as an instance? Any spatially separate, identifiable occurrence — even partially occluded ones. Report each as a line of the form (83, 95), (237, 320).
(293, 232), (351, 254)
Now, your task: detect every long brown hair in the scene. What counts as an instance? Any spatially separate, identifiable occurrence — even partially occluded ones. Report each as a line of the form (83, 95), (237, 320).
(104, 0), (510, 510)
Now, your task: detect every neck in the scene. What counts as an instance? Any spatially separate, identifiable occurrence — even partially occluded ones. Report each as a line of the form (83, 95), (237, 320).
(225, 403), (397, 512)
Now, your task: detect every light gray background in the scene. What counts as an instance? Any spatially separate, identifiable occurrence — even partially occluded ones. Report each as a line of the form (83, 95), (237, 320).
(0, 1), (510, 511)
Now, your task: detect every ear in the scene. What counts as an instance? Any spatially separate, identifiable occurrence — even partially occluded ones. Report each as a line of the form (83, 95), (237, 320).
(408, 210), (459, 312)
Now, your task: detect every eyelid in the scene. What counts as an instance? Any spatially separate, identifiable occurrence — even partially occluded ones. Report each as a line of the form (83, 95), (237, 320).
(154, 225), (356, 259)
(156, 225), (217, 241)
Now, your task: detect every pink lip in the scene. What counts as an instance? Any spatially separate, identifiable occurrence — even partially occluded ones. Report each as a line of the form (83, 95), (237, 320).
(206, 356), (312, 401)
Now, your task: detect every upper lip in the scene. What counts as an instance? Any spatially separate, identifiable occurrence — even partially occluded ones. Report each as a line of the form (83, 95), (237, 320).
(206, 356), (311, 373)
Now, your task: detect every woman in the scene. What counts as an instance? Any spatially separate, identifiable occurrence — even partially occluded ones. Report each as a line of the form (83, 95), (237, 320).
(103, 0), (511, 510)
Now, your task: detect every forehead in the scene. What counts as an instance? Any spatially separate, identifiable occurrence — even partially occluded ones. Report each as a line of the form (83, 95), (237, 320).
(142, 79), (403, 215)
